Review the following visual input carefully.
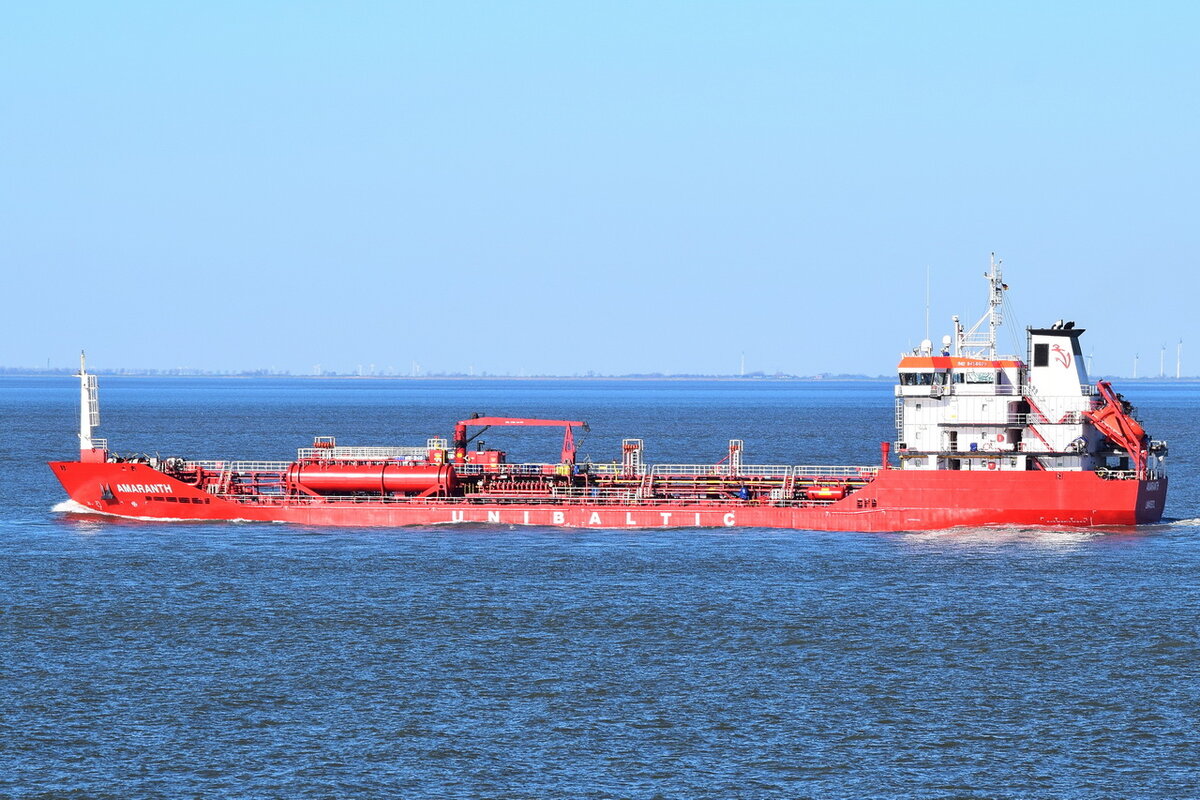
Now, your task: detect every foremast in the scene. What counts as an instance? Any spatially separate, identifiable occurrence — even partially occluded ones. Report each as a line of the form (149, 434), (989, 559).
(77, 352), (107, 463)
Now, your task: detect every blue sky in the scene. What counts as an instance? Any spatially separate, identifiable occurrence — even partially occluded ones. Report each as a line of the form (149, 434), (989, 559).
(3, 2), (1197, 376)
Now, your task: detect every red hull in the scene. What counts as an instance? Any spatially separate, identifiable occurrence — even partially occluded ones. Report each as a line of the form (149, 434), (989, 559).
(49, 461), (1167, 532)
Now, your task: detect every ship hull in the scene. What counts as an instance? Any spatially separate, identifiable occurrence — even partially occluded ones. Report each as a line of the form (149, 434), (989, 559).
(49, 461), (1167, 531)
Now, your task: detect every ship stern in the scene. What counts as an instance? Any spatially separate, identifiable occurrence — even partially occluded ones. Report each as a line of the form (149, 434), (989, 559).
(1136, 476), (1168, 524)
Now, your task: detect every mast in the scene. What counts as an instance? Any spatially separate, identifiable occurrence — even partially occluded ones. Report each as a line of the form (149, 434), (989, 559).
(77, 351), (100, 452)
(986, 253), (1004, 358)
(955, 253), (1007, 358)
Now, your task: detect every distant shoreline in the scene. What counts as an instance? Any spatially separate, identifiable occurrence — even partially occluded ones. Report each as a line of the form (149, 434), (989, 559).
(2, 370), (1198, 383)
(0, 370), (892, 382)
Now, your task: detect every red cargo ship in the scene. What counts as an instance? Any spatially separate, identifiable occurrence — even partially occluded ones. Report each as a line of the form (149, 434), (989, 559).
(50, 258), (1167, 530)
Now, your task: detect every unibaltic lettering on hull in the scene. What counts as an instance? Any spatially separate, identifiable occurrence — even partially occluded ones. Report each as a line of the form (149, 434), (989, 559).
(446, 510), (738, 527)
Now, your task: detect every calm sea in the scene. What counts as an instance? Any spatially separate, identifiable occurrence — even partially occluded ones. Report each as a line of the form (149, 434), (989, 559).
(3, 377), (1199, 799)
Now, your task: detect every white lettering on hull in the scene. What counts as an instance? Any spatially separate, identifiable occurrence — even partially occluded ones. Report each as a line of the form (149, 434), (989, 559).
(440, 508), (739, 527)
(115, 483), (174, 494)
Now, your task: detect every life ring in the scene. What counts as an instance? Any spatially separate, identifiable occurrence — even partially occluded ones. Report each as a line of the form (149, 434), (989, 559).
(996, 433), (1005, 443)
(987, 461), (997, 470)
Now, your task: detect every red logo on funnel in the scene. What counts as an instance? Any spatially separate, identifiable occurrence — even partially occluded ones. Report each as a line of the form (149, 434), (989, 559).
(1052, 344), (1072, 368)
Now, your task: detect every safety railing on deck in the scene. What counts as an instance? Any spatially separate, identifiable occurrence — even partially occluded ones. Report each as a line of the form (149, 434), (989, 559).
(936, 411), (1087, 427)
(452, 463), (556, 476)
(793, 465), (881, 479)
(295, 446), (429, 461)
(550, 486), (639, 500)
(904, 384), (1100, 398)
(579, 463), (626, 476)
(641, 464), (879, 479)
(991, 384), (1098, 397)
(183, 460), (291, 473)
(649, 464), (792, 477)
(207, 491), (846, 507)
(178, 459), (885, 482)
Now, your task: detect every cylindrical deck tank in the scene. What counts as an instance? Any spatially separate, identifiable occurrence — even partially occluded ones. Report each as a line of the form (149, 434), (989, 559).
(806, 485), (847, 501)
(285, 463), (459, 496)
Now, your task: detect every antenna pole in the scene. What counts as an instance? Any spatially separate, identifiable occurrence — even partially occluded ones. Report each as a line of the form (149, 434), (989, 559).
(925, 265), (930, 343)
(77, 351), (93, 451)
(986, 253), (1004, 359)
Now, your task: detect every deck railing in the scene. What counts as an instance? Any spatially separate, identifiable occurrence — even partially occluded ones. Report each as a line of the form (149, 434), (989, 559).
(580, 463), (627, 476)
(902, 383), (1100, 398)
(935, 411), (1087, 427)
(296, 446), (429, 461)
(177, 459), (884, 481)
(649, 464), (792, 477)
(793, 465), (881, 478)
(452, 463), (554, 476)
(207, 492), (845, 508)
(183, 460), (291, 473)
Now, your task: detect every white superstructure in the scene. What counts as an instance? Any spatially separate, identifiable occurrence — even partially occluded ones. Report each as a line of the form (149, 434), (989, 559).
(894, 259), (1166, 477)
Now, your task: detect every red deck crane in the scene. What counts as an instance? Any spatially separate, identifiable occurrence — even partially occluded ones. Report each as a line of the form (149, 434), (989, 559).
(1084, 381), (1149, 475)
(452, 416), (589, 464)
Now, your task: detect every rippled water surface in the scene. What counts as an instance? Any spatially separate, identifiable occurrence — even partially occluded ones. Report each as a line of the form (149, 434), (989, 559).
(3, 377), (1199, 798)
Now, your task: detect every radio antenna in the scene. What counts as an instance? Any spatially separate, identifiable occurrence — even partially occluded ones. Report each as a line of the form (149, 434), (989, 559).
(925, 265), (930, 342)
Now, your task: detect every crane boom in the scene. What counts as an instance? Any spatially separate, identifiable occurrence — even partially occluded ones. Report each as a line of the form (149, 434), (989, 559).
(456, 417), (587, 428)
(452, 417), (589, 464)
